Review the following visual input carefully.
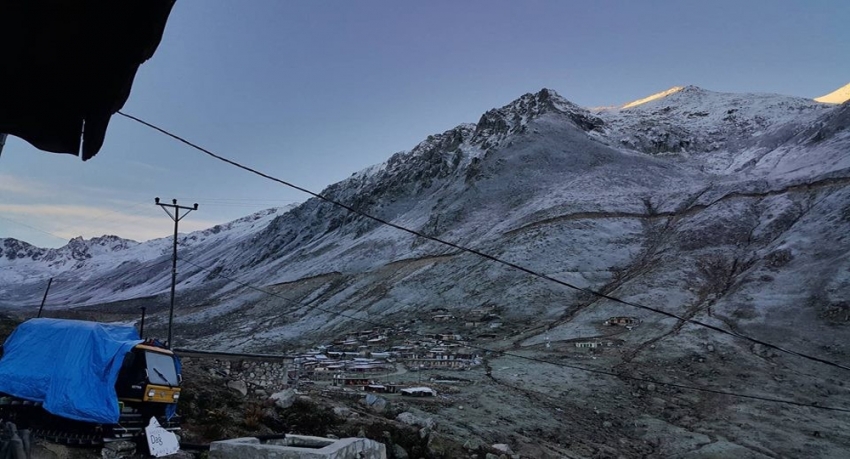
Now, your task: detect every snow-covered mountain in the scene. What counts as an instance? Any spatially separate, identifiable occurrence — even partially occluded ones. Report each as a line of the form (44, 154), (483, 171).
(4, 83), (850, 456)
(815, 82), (850, 104)
(0, 207), (291, 307)
(596, 85), (829, 156)
(3, 84), (849, 332)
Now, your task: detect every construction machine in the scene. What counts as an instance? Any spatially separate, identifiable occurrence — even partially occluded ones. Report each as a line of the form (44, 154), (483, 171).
(0, 318), (181, 445)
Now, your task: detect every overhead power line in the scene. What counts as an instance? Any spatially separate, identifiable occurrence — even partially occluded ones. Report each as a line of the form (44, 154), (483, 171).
(34, 259), (174, 309)
(59, 199), (151, 238)
(177, 255), (850, 414)
(118, 111), (850, 374)
(10, 258), (175, 312)
(0, 215), (68, 243)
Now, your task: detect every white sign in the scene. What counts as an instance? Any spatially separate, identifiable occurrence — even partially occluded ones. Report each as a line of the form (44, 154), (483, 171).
(145, 417), (180, 457)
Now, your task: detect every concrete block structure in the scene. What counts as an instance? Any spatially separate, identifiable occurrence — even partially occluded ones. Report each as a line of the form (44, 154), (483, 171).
(209, 435), (387, 459)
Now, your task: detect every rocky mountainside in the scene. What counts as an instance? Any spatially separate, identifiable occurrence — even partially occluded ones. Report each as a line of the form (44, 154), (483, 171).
(3, 84), (850, 457)
(3, 84), (849, 338)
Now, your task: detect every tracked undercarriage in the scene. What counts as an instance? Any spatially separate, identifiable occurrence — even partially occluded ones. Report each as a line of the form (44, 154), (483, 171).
(0, 396), (180, 446)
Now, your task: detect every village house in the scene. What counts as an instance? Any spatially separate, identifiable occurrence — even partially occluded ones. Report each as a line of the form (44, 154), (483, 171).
(346, 362), (391, 373)
(574, 340), (622, 349)
(404, 347), (480, 370)
(401, 387), (437, 397)
(604, 316), (641, 327)
(468, 304), (495, 316)
(412, 358), (469, 369)
(453, 349), (479, 360)
(364, 384), (400, 394)
(333, 376), (372, 387)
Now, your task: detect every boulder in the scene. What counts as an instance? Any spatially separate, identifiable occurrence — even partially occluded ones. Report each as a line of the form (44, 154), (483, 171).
(361, 394), (388, 413)
(396, 412), (436, 429)
(393, 443), (410, 459)
(463, 438), (482, 450)
(101, 440), (136, 459)
(226, 380), (248, 397)
(270, 388), (297, 409)
(492, 443), (514, 454)
(333, 406), (352, 418)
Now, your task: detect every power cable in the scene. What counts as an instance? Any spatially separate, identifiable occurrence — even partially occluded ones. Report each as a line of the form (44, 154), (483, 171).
(0, 200), (159, 245)
(0, 214), (68, 243)
(177, 255), (850, 414)
(33, 259), (174, 309)
(118, 111), (850, 373)
(58, 199), (151, 238)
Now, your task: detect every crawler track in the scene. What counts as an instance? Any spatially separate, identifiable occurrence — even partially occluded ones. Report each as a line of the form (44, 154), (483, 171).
(0, 396), (180, 447)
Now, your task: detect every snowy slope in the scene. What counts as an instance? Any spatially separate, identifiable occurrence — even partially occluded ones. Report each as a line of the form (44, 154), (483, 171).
(2, 85), (848, 349)
(0, 207), (292, 307)
(5, 85), (850, 456)
(815, 82), (850, 104)
(594, 85), (831, 160)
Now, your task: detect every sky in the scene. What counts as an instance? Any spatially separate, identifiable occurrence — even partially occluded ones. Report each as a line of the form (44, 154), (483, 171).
(1, 0), (848, 248)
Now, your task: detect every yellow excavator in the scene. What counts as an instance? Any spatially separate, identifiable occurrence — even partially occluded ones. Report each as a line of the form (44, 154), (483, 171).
(0, 318), (181, 445)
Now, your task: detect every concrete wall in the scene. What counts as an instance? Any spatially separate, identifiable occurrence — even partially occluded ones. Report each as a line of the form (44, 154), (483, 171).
(209, 435), (387, 459)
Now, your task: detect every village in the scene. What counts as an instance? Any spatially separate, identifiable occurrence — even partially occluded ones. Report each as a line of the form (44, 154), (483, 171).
(245, 307), (645, 402)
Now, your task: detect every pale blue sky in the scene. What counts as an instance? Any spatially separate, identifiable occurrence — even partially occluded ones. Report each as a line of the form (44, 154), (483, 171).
(2, 0), (848, 247)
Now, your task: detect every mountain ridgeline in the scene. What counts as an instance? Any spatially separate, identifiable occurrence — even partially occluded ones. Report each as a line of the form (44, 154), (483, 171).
(5, 84), (850, 456)
(2, 85), (849, 354)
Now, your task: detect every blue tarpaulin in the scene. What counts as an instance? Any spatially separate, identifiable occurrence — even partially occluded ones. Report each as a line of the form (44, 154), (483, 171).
(0, 318), (143, 424)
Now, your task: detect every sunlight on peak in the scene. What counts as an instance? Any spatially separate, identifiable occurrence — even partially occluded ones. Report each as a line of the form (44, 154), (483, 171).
(814, 83), (850, 104)
(621, 86), (685, 109)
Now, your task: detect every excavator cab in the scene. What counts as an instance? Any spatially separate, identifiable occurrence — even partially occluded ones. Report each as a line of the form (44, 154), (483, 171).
(115, 342), (181, 410)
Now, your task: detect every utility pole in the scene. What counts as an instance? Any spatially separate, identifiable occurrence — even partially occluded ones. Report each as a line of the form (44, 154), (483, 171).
(36, 277), (53, 318)
(139, 306), (147, 338)
(155, 197), (198, 349)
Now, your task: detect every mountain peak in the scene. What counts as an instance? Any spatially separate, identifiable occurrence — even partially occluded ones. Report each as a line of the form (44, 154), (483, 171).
(1, 237), (46, 262)
(814, 82), (850, 104)
(486, 88), (574, 117)
(472, 88), (602, 147)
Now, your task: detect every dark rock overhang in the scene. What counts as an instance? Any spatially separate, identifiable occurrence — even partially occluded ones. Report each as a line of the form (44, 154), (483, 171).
(0, 0), (176, 160)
